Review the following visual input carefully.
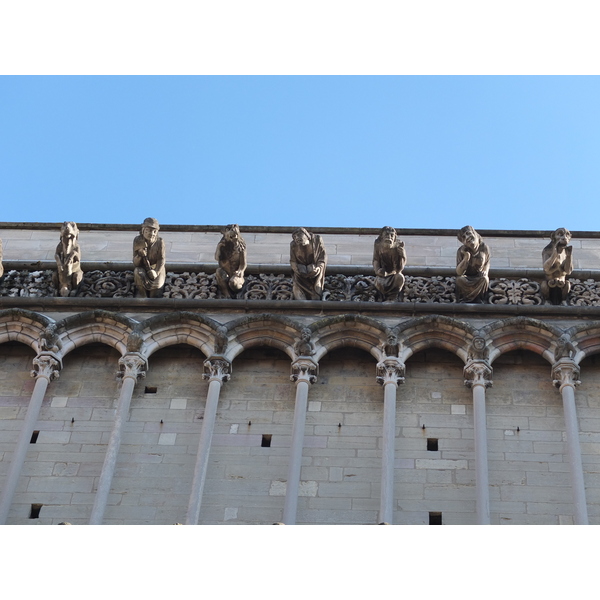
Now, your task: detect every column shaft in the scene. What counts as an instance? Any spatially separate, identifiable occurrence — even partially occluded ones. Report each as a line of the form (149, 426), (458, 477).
(89, 375), (136, 524)
(561, 384), (589, 525)
(472, 383), (490, 525)
(282, 379), (309, 524)
(185, 378), (222, 525)
(379, 381), (397, 524)
(0, 376), (50, 524)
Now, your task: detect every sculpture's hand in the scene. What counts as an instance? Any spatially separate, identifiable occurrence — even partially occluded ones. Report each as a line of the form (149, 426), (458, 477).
(148, 269), (158, 280)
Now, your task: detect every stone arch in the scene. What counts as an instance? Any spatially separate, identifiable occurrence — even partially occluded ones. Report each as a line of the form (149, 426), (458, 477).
(564, 322), (600, 365)
(0, 308), (54, 353)
(481, 317), (562, 365)
(55, 310), (138, 358)
(138, 312), (224, 359)
(395, 315), (476, 364)
(225, 314), (302, 361)
(310, 314), (387, 362)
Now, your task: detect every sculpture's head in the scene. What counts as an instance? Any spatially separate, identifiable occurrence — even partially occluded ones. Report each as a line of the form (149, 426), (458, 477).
(292, 227), (311, 247)
(60, 221), (79, 243)
(141, 217), (160, 244)
(458, 225), (480, 250)
(223, 224), (241, 241)
(472, 336), (486, 351)
(301, 327), (311, 341)
(377, 226), (397, 248)
(551, 227), (571, 248)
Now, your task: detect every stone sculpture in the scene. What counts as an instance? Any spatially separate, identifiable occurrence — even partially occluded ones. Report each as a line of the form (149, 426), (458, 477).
(133, 217), (166, 298)
(290, 228), (327, 300)
(554, 333), (577, 361)
(467, 336), (489, 361)
(53, 221), (83, 297)
(541, 227), (573, 305)
(456, 226), (490, 303)
(0, 237), (3, 280)
(215, 224), (247, 298)
(373, 226), (406, 301)
(293, 327), (315, 356)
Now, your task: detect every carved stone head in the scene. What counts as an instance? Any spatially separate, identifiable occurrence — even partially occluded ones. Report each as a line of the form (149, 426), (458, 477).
(376, 226), (397, 248)
(551, 227), (571, 249)
(60, 221), (79, 244)
(292, 227), (311, 246)
(458, 225), (481, 251)
(141, 217), (160, 244)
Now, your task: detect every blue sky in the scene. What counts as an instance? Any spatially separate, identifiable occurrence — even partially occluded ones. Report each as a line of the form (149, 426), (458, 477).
(2, 76), (599, 231)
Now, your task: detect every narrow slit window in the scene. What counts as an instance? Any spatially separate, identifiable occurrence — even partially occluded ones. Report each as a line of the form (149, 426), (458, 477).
(144, 386), (157, 394)
(30, 430), (40, 444)
(30, 504), (43, 519)
(261, 434), (272, 448)
(427, 438), (438, 451)
(429, 512), (442, 525)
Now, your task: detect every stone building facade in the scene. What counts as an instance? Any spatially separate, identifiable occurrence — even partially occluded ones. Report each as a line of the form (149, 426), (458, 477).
(2, 223), (600, 525)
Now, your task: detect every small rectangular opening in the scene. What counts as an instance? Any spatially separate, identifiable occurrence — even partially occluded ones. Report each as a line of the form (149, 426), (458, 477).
(144, 386), (157, 394)
(261, 434), (272, 448)
(429, 512), (442, 525)
(30, 430), (40, 444)
(30, 504), (43, 519)
(427, 438), (438, 451)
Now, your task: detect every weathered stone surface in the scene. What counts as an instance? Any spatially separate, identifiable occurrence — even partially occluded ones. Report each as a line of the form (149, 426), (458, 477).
(541, 228), (573, 305)
(290, 228), (327, 300)
(53, 222), (83, 298)
(133, 218), (166, 298)
(373, 227), (406, 301)
(456, 226), (490, 303)
(214, 225), (247, 299)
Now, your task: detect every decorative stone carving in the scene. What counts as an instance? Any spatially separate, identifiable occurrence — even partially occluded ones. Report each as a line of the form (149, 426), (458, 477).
(163, 272), (217, 299)
(463, 360), (493, 388)
(0, 270), (56, 297)
(53, 221), (83, 297)
(467, 336), (489, 361)
(0, 237), (3, 280)
(79, 270), (135, 298)
(554, 333), (577, 362)
(39, 323), (62, 354)
(552, 358), (581, 391)
(203, 357), (231, 383)
(488, 278), (543, 305)
(382, 331), (400, 357)
(293, 327), (315, 357)
(290, 358), (318, 384)
(541, 227), (573, 305)
(403, 276), (456, 303)
(376, 358), (405, 386)
(456, 226), (490, 303)
(290, 228), (327, 300)
(373, 227), (406, 302)
(244, 273), (294, 301)
(215, 224), (247, 299)
(116, 353), (147, 381)
(133, 218), (166, 298)
(31, 353), (62, 382)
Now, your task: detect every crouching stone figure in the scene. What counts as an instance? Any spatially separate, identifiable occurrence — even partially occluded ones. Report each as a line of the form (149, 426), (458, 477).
(290, 228), (327, 300)
(133, 217), (166, 298)
(215, 224), (247, 298)
(456, 225), (490, 303)
(373, 226), (406, 301)
(53, 221), (83, 297)
(541, 227), (573, 305)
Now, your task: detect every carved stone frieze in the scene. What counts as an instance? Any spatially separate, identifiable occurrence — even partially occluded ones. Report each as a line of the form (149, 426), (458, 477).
(243, 274), (294, 301)
(79, 270), (135, 298)
(163, 272), (218, 299)
(215, 224), (247, 299)
(488, 278), (543, 305)
(53, 221), (83, 297)
(203, 357), (231, 383)
(403, 276), (456, 303)
(0, 270), (56, 297)
(567, 279), (600, 306)
(290, 358), (318, 384)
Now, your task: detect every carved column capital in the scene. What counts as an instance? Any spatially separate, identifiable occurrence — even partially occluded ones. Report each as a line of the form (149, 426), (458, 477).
(31, 352), (62, 382)
(464, 360), (493, 389)
(376, 358), (405, 386)
(552, 358), (581, 391)
(290, 358), (318, 385)
(117, 352), (147, 381)
(203, 357), (231, 383)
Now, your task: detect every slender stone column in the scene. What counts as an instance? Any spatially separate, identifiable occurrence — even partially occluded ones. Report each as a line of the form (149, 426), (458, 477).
(464, 360), (493, 525)
(89, 352), (146, 525)
(376, 357), (405, 525)
(0, 352), (61, 524)
(185, 357), (231, 525)
(283, 358), (318, 525)
(552, 358), (588, 525)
